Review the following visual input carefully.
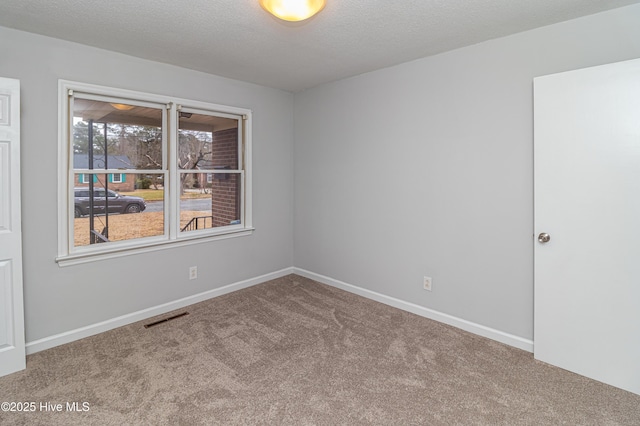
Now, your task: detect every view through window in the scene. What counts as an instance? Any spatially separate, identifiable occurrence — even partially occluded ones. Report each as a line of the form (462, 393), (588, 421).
(72, 98), (166, 247)
(59, 81), (252, 262)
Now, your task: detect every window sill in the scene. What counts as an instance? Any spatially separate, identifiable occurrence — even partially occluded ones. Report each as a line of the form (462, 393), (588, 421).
(56, 227), (254, 267)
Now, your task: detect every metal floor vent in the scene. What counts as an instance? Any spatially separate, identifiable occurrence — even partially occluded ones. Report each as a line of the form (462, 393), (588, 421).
(144, 312), (189, 328)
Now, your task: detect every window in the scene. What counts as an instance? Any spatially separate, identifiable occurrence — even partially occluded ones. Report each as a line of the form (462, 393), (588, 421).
(80, 174), (97, 184)
(57, 81), (252, 265)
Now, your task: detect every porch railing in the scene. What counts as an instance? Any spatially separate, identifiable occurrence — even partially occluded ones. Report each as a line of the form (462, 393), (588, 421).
(181, 215), (214, 232)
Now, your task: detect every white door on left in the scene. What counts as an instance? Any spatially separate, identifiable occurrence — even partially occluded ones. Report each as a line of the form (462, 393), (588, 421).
(0, 77), (25, 377)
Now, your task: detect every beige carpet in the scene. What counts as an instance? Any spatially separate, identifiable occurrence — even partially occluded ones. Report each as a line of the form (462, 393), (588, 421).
(1, 274), (639, 425)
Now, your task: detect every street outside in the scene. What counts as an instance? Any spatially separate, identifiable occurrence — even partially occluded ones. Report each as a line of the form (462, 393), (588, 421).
(144, 198), (211, 213)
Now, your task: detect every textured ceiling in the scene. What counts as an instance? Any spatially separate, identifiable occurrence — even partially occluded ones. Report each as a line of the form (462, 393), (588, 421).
(0, 0), (638, 92)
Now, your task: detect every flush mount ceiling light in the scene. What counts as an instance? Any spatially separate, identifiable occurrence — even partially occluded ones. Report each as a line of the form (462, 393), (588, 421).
(110, 103), (135, 111)
(259, 0), (326, 22)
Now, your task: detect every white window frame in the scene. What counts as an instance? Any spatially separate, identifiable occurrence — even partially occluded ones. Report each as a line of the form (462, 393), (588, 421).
(111, 173), (123, 183)
(57, 80), (253, 266)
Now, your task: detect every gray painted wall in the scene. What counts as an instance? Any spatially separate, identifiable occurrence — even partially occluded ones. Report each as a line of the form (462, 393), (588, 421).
(293, 4), (640, 340)
(0, 27), (294, 342)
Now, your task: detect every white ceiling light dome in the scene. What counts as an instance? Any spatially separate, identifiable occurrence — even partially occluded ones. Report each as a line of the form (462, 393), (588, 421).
(259, 0), (326, 22)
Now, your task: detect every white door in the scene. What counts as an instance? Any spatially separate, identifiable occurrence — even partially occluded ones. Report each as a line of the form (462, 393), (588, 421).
(0, 77), (25, 377)
(534, 58), (640, 396)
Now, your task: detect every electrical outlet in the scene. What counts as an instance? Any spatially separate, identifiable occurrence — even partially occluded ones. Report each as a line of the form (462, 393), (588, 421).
(423, 276), (432, 291)
(189, 266), (198, 280)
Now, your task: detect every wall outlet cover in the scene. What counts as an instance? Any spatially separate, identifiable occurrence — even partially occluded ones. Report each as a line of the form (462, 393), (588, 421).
(423, 276), (432, 291)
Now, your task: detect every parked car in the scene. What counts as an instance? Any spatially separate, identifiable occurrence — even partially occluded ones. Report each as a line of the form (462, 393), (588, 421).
(74, 187), (146, 217)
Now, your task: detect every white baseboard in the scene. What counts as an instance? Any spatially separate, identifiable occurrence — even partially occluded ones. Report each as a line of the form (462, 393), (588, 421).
(293, 268), (534, 353)
(26, 267), (295, 355)
(27, 266), (534, 355)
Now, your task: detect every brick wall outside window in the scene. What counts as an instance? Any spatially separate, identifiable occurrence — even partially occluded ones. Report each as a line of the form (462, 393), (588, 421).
(210, 128), (240, 227)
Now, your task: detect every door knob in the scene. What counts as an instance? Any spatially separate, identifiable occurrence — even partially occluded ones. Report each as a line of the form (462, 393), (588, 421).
(538, 233), (551, 243)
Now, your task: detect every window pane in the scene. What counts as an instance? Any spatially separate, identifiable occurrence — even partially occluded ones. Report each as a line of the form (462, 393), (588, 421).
(178, 112), (238, 171)
(180, 172), (240, 232)
(73, 99), (163, 170)
(73, 174), (164, 247)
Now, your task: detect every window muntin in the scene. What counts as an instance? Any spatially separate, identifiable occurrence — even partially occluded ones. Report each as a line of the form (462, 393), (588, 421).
(58, 81), (252, 263)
